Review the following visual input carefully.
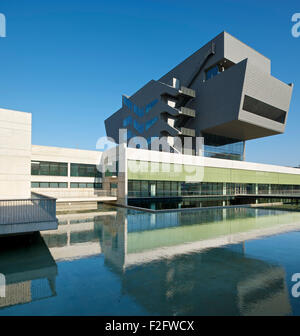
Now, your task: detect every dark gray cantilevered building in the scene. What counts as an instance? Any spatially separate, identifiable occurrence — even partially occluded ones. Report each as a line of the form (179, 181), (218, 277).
(105, 31), (293, 161)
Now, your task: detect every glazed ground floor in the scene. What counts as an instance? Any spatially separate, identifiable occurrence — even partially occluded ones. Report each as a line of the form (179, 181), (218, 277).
(127, 180), (300, 198)
(115, 146), (300, 205)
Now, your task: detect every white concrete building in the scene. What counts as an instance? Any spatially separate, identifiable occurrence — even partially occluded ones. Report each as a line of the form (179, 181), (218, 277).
(0, 108), (31, 199)
(0, 108), (57, 235)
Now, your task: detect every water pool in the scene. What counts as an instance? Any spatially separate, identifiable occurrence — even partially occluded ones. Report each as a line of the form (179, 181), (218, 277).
(1, 206), (300, 316)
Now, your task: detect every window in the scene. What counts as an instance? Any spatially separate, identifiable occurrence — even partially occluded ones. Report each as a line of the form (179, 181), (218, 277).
(145, 116), (158, 131)
(40, 182), (49, 188)
(203, 134), (244, 161)
(50, 182), (59, 188)
(71, 163), (102, 177)
(70, 182), (102, 189)
(127, 130), (134, 140)
(145, 99), (158, 113)
(133, 104), (144, 117)
(31, 161), (68, 176)
(133, 120), (144, 134)
(122, 96), (159, 117)
(243, 95), (286, 124)
(123, 116), (132, 127)
(122, 96), (133, 110)
(31, 182), (68, 188)
(141, 181), (149, 196)
(205, 65), (219, 81)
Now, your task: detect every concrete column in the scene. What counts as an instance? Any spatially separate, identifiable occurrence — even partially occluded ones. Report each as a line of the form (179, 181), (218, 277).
(255, 184), (259, 204)
(67, 162), (71, 188)
(223, 183), (227, 206)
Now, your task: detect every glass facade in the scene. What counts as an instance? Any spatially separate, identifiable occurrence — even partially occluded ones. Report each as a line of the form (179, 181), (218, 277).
(203, 134), (244, 161)
(123, 116), (132, 127)
(145, 116), (159, 131)
(31, 182), (68, 188)
(128, 180), (300, 197)
(128, 180), (226, 197)
(133, 120), (144, 134)
(122, 96), (159, 141)
(31, 161), (68, 176)
(70, 183), (102, 189)
(31, 161), (103, 190)
(122, 96), (158, 118)
(70, 163), (102, 177)
(205, 65), (220, 81)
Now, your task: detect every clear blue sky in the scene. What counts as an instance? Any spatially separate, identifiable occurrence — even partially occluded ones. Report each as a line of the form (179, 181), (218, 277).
(0, 0), (299, 166)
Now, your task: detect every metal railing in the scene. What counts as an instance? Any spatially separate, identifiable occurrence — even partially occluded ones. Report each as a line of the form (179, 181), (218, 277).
(0, 197), (57, 225)
(128, 190), (300, 198)
(128, 191), (228, 198)
(179, 127), (196, 137)
(180, 86), (196, 98)
(179, 106), (196, 118)
(31, 189), (117, 199)
(240, 190), (300, 196)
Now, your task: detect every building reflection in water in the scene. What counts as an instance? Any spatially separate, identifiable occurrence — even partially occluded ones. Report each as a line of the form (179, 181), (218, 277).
(101, 208), (296, 316)
(1, 206), (300, 315)
(0, 234), (57, 309)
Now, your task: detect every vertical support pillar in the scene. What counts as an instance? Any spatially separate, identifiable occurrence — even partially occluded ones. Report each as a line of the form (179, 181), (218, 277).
(67, 162), (71, 188)
(222, 182), (226, 206)
(117, 143), (128, 206)
(255, 184), (259, 204)
(242, 141), (246, 161)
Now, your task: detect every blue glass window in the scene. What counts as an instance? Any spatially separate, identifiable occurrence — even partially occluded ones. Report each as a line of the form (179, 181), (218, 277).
(205, 65), (219, 81)
(122, 96), (158, 117)
(127, 130), (134, 140)
(123, 116), (132, 127)
(145, 99), (158, 114)
(133, 104), (144, 117)
(134, 120), (144, 134)
(122, 96), (133, 110)
(145, 116), (158, 130)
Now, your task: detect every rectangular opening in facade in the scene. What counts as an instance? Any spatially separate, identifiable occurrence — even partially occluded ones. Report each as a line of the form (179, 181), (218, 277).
(242, 95), (286, 124)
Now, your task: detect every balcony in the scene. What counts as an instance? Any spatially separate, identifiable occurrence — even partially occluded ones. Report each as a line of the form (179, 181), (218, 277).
(179, 127), (195, 137)
(0, 193), (58, 236)
(179, 106), (196, 118)
(179, 86), (196, 98)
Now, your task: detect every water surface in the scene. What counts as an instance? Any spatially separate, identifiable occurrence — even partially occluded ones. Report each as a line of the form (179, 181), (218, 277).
(1, 206), (300, 316)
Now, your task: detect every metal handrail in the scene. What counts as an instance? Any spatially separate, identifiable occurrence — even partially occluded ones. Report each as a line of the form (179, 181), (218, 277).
(128, 190), (300, 198)
(0, 197), (57, 226)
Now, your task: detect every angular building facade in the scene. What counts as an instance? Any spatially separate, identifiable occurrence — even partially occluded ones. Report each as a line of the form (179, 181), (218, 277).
(105, 32), (293, 161)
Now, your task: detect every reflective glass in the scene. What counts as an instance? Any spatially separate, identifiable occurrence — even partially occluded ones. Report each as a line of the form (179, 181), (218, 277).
(145, 116), (158, 130)
(205, 65), (219, 80)
(31, 161), (68, 176)
(71, 163), (102, 177)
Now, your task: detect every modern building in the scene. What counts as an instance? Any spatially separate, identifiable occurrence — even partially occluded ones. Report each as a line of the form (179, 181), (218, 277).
(1, 31), (300, 217)
(102, 32), (300, 207)
(105, 31), (293, 160)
